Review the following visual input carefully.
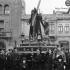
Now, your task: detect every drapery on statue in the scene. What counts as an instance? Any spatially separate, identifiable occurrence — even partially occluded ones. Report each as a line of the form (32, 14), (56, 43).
(29, 0), (42, 41)
(29, 0), (49, 41)
(29, 8), (43, 41)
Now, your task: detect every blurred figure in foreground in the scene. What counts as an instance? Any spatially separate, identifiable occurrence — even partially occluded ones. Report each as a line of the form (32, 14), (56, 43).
(53, 45), (66, 70)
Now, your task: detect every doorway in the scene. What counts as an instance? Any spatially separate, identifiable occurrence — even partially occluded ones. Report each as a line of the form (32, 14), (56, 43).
(59, 41), (69, 52)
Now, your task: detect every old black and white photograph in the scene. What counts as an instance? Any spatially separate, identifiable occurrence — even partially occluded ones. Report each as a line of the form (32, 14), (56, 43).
(0, 0), (70, 70)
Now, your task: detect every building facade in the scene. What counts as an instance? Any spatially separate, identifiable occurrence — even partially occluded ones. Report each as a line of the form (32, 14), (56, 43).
(44, 10), (70, 52)
(0, 0), (22, 50)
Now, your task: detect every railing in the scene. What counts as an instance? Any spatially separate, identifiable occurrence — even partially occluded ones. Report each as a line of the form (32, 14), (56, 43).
(15, 45), (57, 54)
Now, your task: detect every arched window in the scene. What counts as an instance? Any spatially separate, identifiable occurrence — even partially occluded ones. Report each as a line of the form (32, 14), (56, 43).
(4, 4), (10, 15)
(0, 4), (3, 14)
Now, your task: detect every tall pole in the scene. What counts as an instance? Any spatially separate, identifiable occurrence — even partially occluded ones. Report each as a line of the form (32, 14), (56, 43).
(37, 0), (41, 11)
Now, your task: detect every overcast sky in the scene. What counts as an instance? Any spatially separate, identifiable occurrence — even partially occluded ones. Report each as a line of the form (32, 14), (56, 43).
(24, 0), (68, 14)
(22, 0), (69, 36)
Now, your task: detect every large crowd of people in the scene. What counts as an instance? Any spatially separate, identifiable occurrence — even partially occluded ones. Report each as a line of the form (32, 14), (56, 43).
(0, 45), (70, 70)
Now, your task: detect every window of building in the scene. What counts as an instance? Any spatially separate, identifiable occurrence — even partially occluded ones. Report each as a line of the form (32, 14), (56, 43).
(58, 24), (63, 33)
(64, 24), (69, 32)
(4, 4), (10, 15)
(0, 20), (4, 36)
(0, 4), (3, 14)
(50, 24), (55, 34)
(0, 20), (4, 29)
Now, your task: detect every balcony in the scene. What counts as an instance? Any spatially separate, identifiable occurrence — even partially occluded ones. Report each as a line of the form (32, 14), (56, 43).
(0, 31), (12, 38)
